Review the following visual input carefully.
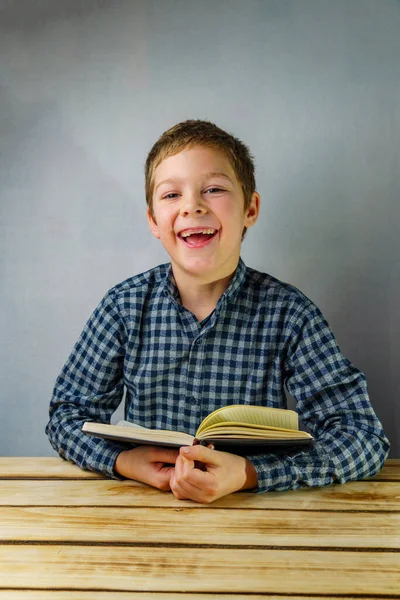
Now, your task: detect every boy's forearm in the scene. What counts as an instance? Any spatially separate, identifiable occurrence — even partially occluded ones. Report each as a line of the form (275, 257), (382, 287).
(46, 286), (127, 476)
(241, 458), (258, 491)
(46, 404), (127, 478)
(272, 302), (390, 495)
(246, 424), (390, 493)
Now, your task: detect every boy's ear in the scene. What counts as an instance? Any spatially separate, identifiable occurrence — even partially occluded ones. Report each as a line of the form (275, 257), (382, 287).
(244, 192), (260, 229)
(147, 208), (160, 239)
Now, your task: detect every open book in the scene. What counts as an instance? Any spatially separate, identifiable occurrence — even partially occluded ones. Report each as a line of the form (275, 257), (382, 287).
(82, 405), (313, 451)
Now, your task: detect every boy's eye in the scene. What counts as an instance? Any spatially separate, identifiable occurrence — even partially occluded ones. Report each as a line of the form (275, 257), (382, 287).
(205, 187), (225, 194)
(162, 193), (180, 200)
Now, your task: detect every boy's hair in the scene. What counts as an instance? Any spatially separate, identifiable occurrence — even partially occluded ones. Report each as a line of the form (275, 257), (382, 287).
(145, 120), (256, 238)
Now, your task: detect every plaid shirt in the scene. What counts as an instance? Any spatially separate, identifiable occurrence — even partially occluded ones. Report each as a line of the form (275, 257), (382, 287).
(46, 258), (389, 493)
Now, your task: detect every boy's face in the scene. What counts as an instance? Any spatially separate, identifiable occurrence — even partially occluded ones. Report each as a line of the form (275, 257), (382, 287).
(147, 146), (259, 285)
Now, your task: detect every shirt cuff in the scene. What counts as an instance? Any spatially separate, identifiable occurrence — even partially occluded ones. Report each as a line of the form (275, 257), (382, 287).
(87, 443), (131, 480)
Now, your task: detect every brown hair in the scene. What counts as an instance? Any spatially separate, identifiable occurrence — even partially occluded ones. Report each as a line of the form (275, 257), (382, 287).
(145, 120), (256, 233)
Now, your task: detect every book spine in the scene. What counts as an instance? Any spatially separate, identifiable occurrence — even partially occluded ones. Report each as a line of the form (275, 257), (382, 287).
(193, 438), (215, 450)
(192, 438), (206, 446)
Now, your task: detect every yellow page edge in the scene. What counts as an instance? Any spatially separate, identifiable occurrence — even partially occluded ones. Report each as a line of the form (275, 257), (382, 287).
(198, 405), (299, 433)
(197, 421), (299, 435)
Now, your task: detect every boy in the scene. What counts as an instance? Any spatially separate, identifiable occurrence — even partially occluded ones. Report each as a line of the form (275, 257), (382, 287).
(46, 120), (389, 503)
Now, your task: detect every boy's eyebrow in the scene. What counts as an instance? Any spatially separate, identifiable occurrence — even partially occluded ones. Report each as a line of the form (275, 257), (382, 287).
(155, 172), (234, 191)
(205, 171), (234, 183)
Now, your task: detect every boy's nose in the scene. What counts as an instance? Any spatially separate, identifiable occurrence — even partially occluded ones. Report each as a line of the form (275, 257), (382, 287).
(179, 194), (207, 216)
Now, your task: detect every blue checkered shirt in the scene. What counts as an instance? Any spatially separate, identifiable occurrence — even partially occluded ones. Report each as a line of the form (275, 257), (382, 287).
(46, 258), (389, 492)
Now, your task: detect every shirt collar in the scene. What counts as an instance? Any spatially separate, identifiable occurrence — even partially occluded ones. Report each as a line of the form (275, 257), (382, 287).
(164, 266), (180, 300)
(162, 257), (248, 306)
(218, 257), (247, 306)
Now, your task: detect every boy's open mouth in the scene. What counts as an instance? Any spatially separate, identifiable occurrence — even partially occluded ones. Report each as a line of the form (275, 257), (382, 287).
(178, 228), (218, 248)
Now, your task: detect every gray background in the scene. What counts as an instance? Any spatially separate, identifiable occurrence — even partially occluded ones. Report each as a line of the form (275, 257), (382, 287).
(1, 0), (399, 457)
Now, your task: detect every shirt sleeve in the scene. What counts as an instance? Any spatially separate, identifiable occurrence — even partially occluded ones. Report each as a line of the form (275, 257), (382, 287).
(45, 289), (129, 478)
(246, 303), (390, 493)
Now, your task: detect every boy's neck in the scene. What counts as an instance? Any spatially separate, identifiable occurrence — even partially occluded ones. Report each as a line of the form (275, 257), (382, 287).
(172, 268), (235, 322)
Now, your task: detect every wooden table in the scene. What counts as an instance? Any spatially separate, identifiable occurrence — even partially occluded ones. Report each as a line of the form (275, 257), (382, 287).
(0, 458), (399, 599)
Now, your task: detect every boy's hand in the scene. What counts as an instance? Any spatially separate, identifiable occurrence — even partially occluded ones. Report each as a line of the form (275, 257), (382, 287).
(169, 445), (258, 503)
(114, 446), (179, 491)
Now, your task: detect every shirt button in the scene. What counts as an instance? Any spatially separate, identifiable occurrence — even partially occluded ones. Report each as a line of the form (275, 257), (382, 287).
(190, 397), (197, 405)
(195, 339), (202, 346)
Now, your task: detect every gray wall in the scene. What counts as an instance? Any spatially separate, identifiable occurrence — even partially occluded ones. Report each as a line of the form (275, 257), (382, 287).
(1, 0), (399, 457)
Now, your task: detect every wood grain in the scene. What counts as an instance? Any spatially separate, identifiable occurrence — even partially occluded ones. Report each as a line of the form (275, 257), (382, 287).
(1, 546), (399, 595)
(1, 478), (400, 510)
(0, 457), (398, 480)
(0, 595), (392, 600)
(368, 459), (400, 481)
(0, 457), (104, 479)
(1, 594), (377, 600)
(1, 459), (399, 597)
(2, 506), (400, 548)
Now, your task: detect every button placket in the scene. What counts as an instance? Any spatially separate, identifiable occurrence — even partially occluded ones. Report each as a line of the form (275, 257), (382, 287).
(185, 331), (206, 408)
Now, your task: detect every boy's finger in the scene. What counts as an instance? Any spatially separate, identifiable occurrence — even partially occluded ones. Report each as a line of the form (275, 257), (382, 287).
(175, 454), (206, 491)
(177, 453), (201, 482)
(179, 449), (206, 471)
(180, 444), (221, 465)
(172, 465), (220, 502)
(147, 446), (180, 463)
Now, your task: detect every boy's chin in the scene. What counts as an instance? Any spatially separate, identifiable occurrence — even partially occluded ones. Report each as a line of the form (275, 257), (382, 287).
(174, 256), (215, 275)
(171, 256), (236, 282)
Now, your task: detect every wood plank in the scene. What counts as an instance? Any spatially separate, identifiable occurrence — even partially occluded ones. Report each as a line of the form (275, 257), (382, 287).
(0, 457), (398, 480)
(0, 595), (391, 600)
(0, 546), (399, 595)
(0, 457), (104, 479)
(0, 594), (378, 600)
(367, 460), (400, 481)
(2, 506), (400, 548)
(1, 479), (400, 510)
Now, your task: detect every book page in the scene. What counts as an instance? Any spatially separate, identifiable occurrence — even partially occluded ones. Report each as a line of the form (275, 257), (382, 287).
(197, 425), (311, 439)
(116, 420), (150, 430)
(83, 422), (194, 447)
(197, 405), (298, 435)
(201, 421), (301, 434)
